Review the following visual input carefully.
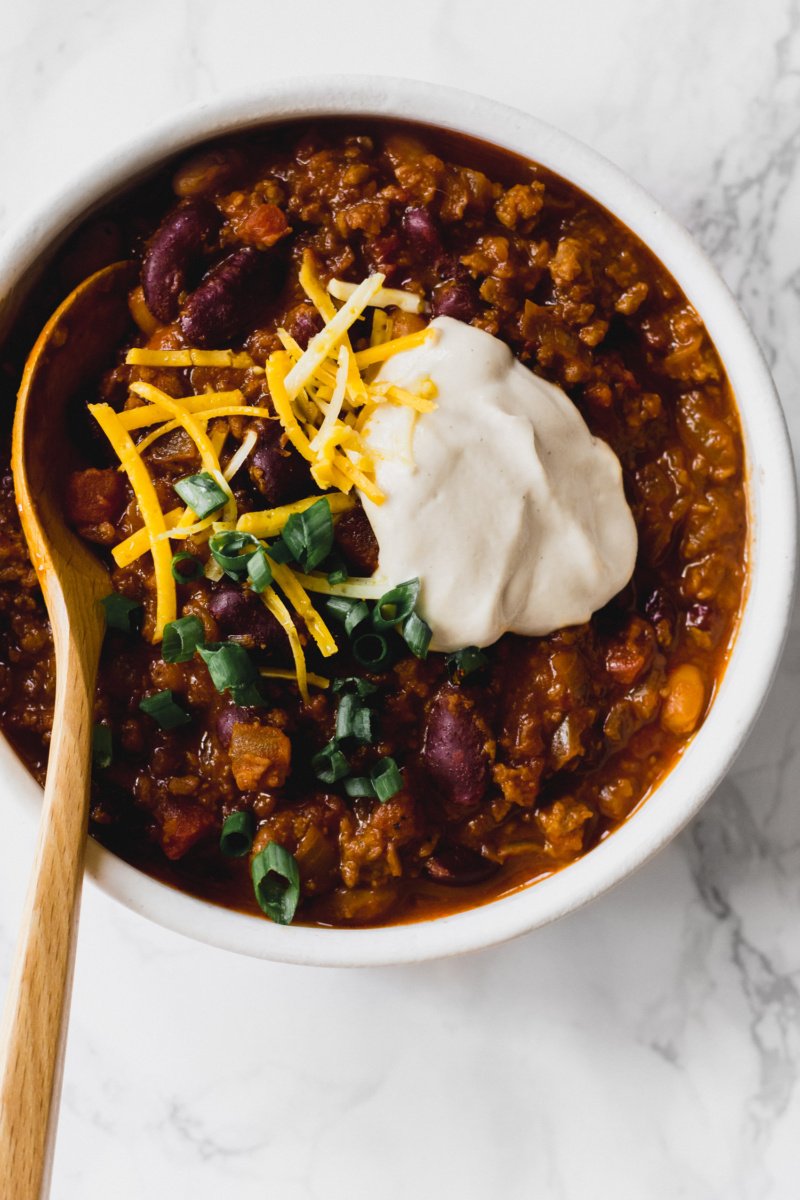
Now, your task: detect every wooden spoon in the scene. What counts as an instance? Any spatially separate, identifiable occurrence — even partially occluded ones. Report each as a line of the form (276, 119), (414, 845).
(0, 260), (138, 1199)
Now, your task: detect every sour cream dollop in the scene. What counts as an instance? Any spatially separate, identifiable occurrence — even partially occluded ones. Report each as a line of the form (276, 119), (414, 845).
(360, 316), (637, 653)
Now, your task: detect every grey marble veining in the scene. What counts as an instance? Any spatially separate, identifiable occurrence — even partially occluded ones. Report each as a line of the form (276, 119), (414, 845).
(1, 1), (800, 1197)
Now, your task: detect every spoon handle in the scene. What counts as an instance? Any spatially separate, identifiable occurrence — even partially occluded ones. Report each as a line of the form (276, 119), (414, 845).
(0, 631), (99, 1200)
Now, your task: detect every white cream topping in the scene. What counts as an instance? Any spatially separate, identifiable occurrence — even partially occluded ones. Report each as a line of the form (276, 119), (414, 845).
(359, 316), (637, 653)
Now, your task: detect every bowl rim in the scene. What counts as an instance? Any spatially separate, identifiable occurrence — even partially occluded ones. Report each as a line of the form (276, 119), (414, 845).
(0, 74), (795, 967)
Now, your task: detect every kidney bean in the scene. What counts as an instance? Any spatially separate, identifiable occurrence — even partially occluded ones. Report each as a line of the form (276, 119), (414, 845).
(422, 687), (490, 807)
(207, 579), (283, 648)
(216, 704), (264, 748)
(424, 844), (499, 886)
(402, 207), (443, 258)
(644, 587), (677, 649)
(436, 255), (472, 283)
(180, 246), (272, 348)
(141, 200), (221, 323)
(432, 281), (479, 323)
(248, 420), (311, 506)
(287, 303), (324, 349)
(333, 505), (379, 576)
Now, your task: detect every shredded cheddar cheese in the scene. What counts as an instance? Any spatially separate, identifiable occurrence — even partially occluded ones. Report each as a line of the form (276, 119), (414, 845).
(258, 667), (329, 689)
(328, 278), (425, 314)
(283, 274), (385, 400)
(265, 556), (337, 658)
(126, 348), (256, 369)
(113, 506), (184, 568)
(289, 571), (391, 600)
(129, 382), (236, 521)
(261, 587), (309, 704)
(223, 428), (258, 481)
(354, 327), (435, 369)
(88, 403), (175, 640)
(118, 392), (247, 429)
(94, 260), (438, 675)
(370, 309), (393, 347)
(237, 493), (354, 538)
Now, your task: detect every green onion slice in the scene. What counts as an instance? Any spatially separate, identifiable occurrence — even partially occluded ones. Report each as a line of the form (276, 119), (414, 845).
(352, 705), (381, 745)
(326, 552), (349, 587)
(353, 631), (392, 669)
(371, 756), (403, 803)
(344, 776), (376, 799)
(92, 723), (112, 770)
(198, 642), (264, 706)
(247, 546), (273, 593)
(162, 615), (206, 663)
(335, 693), (360, 741)
(266, 539), (294, 565)
(209, 530), (259, 578)
(312, 739), (350, 784)
(332, 677), (378, 697)
(402, 610), (432, 660)
(324, 595), (369, 636)
(139, 690), (192, 729)
(174, 472), (228, 520)
(170, 552), (204, 582)
(100, 593), (141, 634)
(371, 578), (420, 633)
(251, 842), (300, 925)
(279, 498), (334, 572)
(446, 645), (490, 684)
(220, 810), (256, 857)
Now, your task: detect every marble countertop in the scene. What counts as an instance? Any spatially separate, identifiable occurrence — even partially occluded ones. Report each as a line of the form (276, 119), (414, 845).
(2, 2), (799, 1196)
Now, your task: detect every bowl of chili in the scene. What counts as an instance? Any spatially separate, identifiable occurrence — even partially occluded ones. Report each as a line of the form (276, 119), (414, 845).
(0, 77), (794, 965)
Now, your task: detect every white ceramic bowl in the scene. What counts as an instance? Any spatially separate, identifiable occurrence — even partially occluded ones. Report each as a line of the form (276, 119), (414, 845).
(0, 77), (795, 967)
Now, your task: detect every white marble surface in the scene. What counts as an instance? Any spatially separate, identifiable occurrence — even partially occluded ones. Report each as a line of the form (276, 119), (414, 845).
(2, 1), (800, 1196)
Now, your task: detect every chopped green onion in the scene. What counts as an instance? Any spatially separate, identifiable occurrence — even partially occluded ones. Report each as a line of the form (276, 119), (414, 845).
(251, 841), (300, 925)
(312, 739), (350, 784)
(92, 724), (112, 769)
(332, 677), (378, 697)
(371, 578), (420, 633)
(446, 645), (490, 684)
(198, 642), (264, 706)
(209, 530), (259, 578)
(247, 546), (273, 593)
(324, 595), (370, 636)
(100, 593), (141, 634)
(170, 552), (204, 582)
(174, 472), (228, 519)
(344, 776), (376, 799)
(371, 756), (403, 803)
(220, 810), (256, 857)
(280, 498), (334, 573)
(345, 602), (369, 636)
(353, 631), (392, 669)
(335, 693), (360, 741)
(162, 615), (206, 663)
(139, 690), (191, 729)
(266, 539), (294, 565)
(352, 705), (381, 745)
(402, 610), (432, 659)
(326, 553), (349, 586)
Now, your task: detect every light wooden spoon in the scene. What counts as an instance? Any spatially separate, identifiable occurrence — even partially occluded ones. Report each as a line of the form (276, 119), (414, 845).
(0, 260), (138, 1199)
